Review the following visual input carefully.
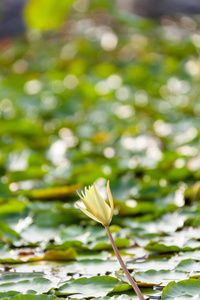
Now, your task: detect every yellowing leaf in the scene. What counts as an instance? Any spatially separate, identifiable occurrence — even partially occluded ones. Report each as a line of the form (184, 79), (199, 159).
(25, 184), (81, 200)
(44, 248), (77, 261)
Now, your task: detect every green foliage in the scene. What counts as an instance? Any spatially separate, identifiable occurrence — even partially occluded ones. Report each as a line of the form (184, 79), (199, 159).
(43, 248), (77, 261)
(23, 0), (75, 30)
(0, 199), (27, 215)
(0, 295), (61, 300)
(57, 276), (130, 297)
(0, 277), (54, 294)
(162, 279), (200, 299)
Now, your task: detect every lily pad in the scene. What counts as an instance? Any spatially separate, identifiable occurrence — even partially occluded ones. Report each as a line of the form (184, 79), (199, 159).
(134, 269), (188, 286)
(0, 278), (54, 294)
(1, 295), (62, 300)
(57, 276), (130, 298)
(162, 279), (200, 299)
(43, 248), (77, 261)
(61, 259), (120, 275)
(175, 259), (200, 273)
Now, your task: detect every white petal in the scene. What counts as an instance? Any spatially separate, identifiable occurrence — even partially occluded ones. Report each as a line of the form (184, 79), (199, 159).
(107, 180), (114, 221)
(76, 202), (101, 223)
(85, 188), (98, 207)
(93, 184), (110, 219)
(77, 191), (98, 216)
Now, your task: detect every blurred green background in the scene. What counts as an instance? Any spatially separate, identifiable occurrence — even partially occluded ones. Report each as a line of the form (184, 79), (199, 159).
(0, 0), (200, 298)
(0, 0), (199, 197)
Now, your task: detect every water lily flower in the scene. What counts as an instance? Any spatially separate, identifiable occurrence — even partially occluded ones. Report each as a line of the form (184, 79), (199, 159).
(76, 181), (114, 227)
(76, 181), (144, 300)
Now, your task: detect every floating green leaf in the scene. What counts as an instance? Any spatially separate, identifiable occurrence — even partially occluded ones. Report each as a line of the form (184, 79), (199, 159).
(1, 294), (62, 300)
(57, 276), (129, 297)
(162, 279), (200, 299)
(0, 278), (54, 294)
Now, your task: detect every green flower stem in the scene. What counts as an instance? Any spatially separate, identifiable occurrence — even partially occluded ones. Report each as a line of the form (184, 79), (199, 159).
(105, 226), (145, 300)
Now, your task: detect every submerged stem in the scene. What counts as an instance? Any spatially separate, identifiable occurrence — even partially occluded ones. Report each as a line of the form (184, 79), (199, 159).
(105, 226), (145, 300)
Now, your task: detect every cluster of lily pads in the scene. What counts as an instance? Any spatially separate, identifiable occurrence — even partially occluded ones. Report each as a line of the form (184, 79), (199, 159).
(0, 2), (200, 299)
